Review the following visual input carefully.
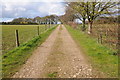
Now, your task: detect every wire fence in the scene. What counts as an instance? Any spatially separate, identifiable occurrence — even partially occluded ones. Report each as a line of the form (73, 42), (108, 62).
(2, 24), (56, 54)
(68, 23), (119, 51)
(92, 23), (119, 51)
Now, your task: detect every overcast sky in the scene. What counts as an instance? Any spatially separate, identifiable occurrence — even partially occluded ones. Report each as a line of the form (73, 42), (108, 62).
(0, 0), (67, 22)
(0, 0), (119, 22)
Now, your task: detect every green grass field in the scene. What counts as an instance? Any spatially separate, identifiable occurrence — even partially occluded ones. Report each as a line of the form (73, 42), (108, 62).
(66, 25), (118, 77)
(2, 25), (52, 54)
(2, 25), (57, 78)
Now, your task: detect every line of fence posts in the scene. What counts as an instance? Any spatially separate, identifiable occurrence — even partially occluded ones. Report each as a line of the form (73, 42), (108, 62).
(15, 24), (52, 47)
(45, 22), (52, 31)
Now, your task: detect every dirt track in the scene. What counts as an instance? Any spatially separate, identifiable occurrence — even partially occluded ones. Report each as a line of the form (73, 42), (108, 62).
(13, 25), (104, 78)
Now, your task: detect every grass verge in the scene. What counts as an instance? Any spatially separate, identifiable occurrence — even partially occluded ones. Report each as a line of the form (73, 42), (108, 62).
(2, 26), (57, 78)
(65, 25), (118, 77)
(47, 72), (58, 78)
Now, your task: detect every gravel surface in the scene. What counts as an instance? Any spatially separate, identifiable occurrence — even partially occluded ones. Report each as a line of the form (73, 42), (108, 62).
(13, 25), (104, 78)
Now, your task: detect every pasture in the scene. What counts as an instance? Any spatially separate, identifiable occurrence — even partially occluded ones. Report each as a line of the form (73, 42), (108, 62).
(2, 25), (50, 54)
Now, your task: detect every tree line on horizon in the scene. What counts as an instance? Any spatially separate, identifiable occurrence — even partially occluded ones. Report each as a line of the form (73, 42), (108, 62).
(1, 15), (60, 25)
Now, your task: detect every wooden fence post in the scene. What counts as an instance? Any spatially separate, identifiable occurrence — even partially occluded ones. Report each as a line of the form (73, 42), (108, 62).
(45, 24), (47, 30)
(97, 33), (99, 43)
(15, 30), (20, 47)
(44, 25), (45, 32)
(46, 24), (49, 30)
(49, 23), (50, 29)
(100, 33), (102, 44)
(49, 19), (51, 28)
(38, 26), (39, 36)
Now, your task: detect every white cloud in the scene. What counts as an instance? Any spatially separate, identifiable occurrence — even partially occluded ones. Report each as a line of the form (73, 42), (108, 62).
(2, 0), (65, 2)
(17, 7), (26, 11)
(1, 1), (66, 18)
(49, 3), (65, 15)
(0, 18), (14, 22)
(4, 3), (12, 11)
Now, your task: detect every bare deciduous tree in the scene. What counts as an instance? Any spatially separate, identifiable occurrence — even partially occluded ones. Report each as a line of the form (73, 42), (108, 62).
(84, 2), (118, 34)
(67, 1), (118, 34)
(69, 2), (87, 31)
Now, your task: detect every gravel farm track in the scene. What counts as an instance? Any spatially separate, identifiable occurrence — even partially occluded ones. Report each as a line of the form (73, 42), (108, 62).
(13, 25), (104, 78)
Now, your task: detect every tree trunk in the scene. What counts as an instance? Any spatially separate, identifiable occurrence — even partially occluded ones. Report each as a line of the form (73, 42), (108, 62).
(82, 18), (86, 31)
(88, 21), (93, 34)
